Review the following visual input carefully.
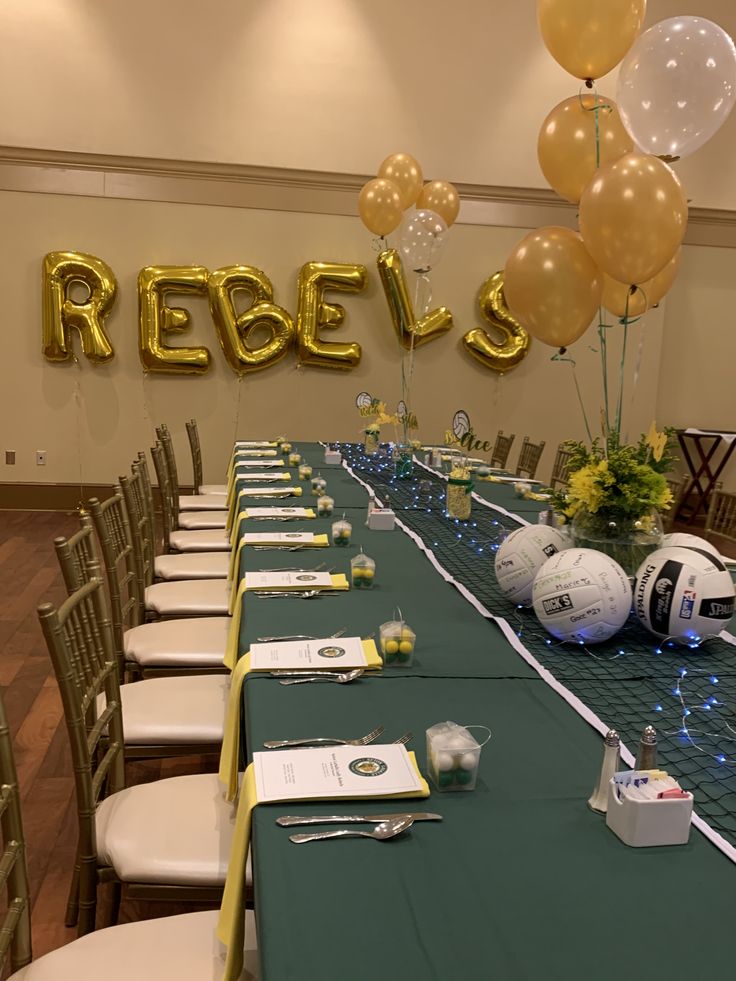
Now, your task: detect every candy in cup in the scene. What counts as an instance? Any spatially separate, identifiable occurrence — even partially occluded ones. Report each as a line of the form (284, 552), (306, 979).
(317, 494), (334, 517)
(311, 475), (327, 496)
(351, 550), (376, 589)
(380, 615), (415, 666)
(331, 516), (352, 547)
(298, 464), (313, 480)
(288, 452), (301, 466)
(427, 721), (485, 792)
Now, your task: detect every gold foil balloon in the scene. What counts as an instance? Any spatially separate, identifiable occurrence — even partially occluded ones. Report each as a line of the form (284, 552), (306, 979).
(378, 153), (424, 209)
(376, 250), (453, 350)
(416, 181), (460, 227)
(208, 265), (294, 373)
(537, 95), (633, 204)
(462, 271), (531, 372)
(504, 227), (602, 348)
(296, 261), (366, 370)
(358, 178), (403, 236)
(42, 251), (117, 363)
(537, 0), (647, 81)
(138, 266), (210, 374)
(602, 249), (682, 318)
(579, 152), (688, 285)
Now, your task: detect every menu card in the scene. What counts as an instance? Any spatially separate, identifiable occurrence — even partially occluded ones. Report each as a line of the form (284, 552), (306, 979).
(235, 472), (290, 481)
(237, 486), (300, 497)
(234, 441), (278, 447)
(254, 744), (424, 801)
(244, 571), (333, 590)
(243, 507), (313, 518)
(234, 449), (278, 457)
(234, 460), (285, 469)
(249, 636), (367, 671)
(241, 532), (315, 545)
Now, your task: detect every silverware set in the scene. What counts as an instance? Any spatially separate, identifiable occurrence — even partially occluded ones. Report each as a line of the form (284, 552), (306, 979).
(276, 668), (367, 685)
(254, 563), (330, 573)
(263, 728), (412, 748)
(278, 811), (442, 844)
(253, 589), (341, 599)
(256, 629), (347, 643)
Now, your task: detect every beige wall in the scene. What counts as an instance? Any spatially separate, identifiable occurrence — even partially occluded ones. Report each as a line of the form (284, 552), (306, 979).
(0, 188), (665, 486)
(0, 0), (735, 208)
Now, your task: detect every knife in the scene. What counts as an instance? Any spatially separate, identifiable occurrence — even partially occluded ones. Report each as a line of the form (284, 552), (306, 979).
(276, 812), (443, 826)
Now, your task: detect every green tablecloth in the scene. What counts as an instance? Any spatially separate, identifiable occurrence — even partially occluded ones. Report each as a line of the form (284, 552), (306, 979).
(235, 443), (736, 981)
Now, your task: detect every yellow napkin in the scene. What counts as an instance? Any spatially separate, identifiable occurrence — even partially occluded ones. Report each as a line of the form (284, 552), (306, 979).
(227, 454), (285, 481)
(218, 639), (382, 801)
(226, 488), (304, 536)
(226, 471), (292, 508)
(224, 573), (350, 668)
(524, 489), (552, 502)
(217, 754), (429, 981)
(227, 533), (329, 588)
(229, 508), (316, 547)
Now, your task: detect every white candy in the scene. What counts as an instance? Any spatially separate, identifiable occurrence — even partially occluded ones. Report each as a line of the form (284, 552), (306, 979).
(458, 752), (477, 771)
(437, 752), (455, 772)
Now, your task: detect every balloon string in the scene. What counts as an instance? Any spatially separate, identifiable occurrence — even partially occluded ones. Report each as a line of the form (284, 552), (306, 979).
(141, 369), (154, 438)
(597, 309), (611, 440)
(73, 356), (84, 511)
(625, 286), (650, 444)
(232, 373), (244, 445)
(615, 291), (632, 438)
(552, 351), (593, 444)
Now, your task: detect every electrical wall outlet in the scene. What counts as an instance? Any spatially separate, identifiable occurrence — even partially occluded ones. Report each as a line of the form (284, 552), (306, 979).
(36, 450), (47, 466)
(5, 451), (15, 465)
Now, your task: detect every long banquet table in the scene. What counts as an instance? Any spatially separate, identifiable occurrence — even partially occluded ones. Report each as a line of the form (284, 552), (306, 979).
(229, 443), (736, 981)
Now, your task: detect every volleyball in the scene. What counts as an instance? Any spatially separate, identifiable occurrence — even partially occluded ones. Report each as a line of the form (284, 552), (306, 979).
(661, 532), (721, 562)
(634, 546), (735, 642)
(494, 525), (570, 606)
(532, 548), (632, 643)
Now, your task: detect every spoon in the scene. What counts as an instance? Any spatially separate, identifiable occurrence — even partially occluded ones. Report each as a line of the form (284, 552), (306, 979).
(289, 815), (414, 843)
(278, 669), (365, 685)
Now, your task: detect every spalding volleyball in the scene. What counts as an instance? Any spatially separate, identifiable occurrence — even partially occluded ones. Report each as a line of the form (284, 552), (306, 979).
(494, 525), (569, 605)
(532, 548), (632, 643)
(661, 532), (721, 562)
(634, 546), (735, 642)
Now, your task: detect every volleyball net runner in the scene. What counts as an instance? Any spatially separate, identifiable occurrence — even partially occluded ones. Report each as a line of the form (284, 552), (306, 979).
(339, 442), (736, 861)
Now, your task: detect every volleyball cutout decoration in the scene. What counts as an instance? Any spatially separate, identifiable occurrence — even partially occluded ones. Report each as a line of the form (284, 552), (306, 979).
(661, 532), (721, 562)
(532, 548), (632, 643)
(494, 525), (569, 606)
(634, 546), (735, 643)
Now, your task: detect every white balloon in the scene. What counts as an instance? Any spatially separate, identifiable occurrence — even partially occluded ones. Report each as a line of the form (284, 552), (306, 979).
(617, 17), (736, 159)
(398, 209), (447, 273)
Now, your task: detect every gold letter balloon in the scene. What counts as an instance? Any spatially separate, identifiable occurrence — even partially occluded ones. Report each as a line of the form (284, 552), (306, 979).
(138, 266), (211, 374)
(462, 272), (530, 372)
(504, 227), (602, 349)
(208, 266), (294, 373)
(537, 0), (647, 81)
(295, 261), (367, 370)
(42, 251), (117, 364)
(376, 250), (453, 350)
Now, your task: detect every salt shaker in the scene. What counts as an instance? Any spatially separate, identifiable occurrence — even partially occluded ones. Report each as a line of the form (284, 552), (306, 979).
(635, 725), (657, 771)
(587, 729), (620, 814)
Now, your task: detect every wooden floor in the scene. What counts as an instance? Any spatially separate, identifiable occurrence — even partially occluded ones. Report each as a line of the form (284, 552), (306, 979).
(0, 509), (218, 964)
(1, 506), (733, 966)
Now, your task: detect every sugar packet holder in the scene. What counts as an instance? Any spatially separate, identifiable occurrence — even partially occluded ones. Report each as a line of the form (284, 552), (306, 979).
(606, 770), (693, 847)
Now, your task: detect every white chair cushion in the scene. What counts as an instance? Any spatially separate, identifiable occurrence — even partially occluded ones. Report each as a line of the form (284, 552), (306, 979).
(145, 580), (230, 617)
(96, 676), (228, 744)
(178, 511), (228, 530)
(201, 483), (228, 495)
(124, 617), (229, 668)
(155, 552), (229, 580)
(170, 529), (232, 552)
(179, 494), (229, 511)
(9, 909), (258, 981)
(96, 773), (250, 886)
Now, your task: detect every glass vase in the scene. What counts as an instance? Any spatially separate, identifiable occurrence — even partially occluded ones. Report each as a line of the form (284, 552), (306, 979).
(364, 432), (379, 455)
(393, 443), (414, 480)
(447, 476), (473, 520)
(571, 507), (664, 578)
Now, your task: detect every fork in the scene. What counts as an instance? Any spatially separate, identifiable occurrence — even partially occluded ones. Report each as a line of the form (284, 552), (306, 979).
(254, 590), (339, 599)
(393, 731), (413, 746)
(277, 668), (365, 685)
(256, 628), (346, 643)
(263, 725), (384, 749)
(255, 562), (327, 573)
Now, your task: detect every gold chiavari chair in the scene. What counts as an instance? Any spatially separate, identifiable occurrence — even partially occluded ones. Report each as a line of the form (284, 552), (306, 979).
(0, 691), (255, 980)
(157, 424), (228, 525)
(516, 437), (546, 480)
(54, 516), (226, 759)
(706, 489), (736, 548)
(151, 443), (232, 553)
(490, 431), (516, 470)
(549, 445), (572, 492)
(187, 418), (228, 496)
(37, 579), (241, 937)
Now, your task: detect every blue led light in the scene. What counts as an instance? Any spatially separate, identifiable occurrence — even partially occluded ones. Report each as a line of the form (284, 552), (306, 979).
(711, 676), (719, 684)
(717, 754), (727, 764)
(655, 704), (663, 712)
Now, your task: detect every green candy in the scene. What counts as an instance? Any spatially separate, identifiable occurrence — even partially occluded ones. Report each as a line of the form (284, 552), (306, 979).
(438, 770), (454, 788)
(454, 768), (474, 785)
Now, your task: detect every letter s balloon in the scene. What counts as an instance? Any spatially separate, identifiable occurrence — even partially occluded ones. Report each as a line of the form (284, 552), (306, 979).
(463, 271), (531, 372)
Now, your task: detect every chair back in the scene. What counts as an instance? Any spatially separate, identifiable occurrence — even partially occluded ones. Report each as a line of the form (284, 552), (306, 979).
(156, 424), (182, 509)
(88, 493), (145, 653)
(120, 470), (154, 589)
(135, 452), (159, 554)
(491, 431), (516, 470)
(706, 490), (736, 545)
(516, 437), (546, 480)
(186, 419), (204, 495)
(54, 514), (100, 593)
(151, 442), (176, 547)
(549, 445), (572, 492)
(37, 578), (126, 933)
(0, 691), (32, 973)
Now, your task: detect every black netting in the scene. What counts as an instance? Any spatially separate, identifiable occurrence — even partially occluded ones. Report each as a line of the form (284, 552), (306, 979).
(341, 444), (736, 848)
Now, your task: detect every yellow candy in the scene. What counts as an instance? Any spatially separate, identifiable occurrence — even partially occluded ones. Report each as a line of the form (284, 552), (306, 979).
(362, 568), (375, 579)
(384, 640), (399, 655)
(352, 567), (365, 578)
(400, 628), (414, 640)
(294, 487), (302, 496)
(399, 640), (413, 655)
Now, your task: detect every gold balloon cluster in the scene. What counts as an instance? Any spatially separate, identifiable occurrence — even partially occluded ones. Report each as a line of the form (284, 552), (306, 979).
(503, 0), (687, 349)
(358, 153), (460, 236)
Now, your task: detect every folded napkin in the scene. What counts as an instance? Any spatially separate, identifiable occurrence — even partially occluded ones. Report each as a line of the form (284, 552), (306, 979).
(229, 507), (316, 547)
(217, 751), (429, 981)
(218, 638), (382, 801)
(233, 441), (279, 448)
(224, 573), (349, 666)
(227, 455), (285, 481)
(227, 532), (329, 586)
(225, 489), (304, 536)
